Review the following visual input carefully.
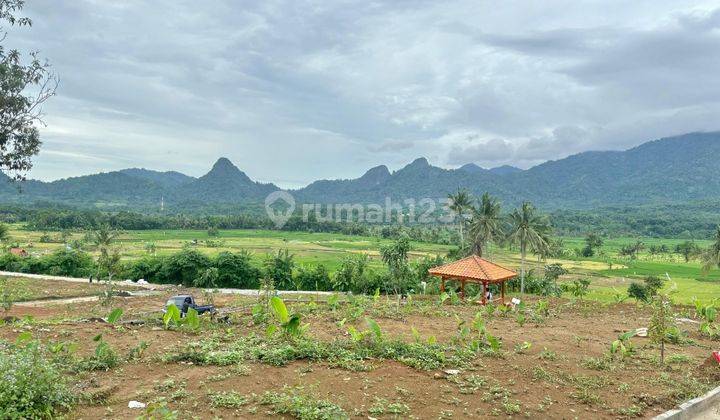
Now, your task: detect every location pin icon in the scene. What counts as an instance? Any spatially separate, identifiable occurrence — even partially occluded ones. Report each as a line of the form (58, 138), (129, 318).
(265, 191), (296, 228)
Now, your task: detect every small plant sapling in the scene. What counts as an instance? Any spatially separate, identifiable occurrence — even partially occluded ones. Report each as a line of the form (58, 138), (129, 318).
(267, 296), (306, 338)
(648, 294), (676, 364)
(610, 330), (637, 359)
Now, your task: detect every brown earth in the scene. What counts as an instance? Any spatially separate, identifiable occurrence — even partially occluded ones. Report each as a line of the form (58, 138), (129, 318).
(2, 285), (719, 419)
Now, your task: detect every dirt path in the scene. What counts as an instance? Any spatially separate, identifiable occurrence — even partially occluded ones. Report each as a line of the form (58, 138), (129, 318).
(14, 290), (163, 307)
(0, 270), (166, 289)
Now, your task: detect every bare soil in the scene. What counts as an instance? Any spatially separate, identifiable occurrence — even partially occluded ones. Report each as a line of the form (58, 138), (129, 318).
(2, 282), (719, 419)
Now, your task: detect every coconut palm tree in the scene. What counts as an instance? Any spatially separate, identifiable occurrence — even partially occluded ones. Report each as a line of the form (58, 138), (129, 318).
(507, 202), (551, 294)
(468, 192), (503, 257)
(702, 225), (720, 274)
(91, 224), (120, 249)
(447, 189), (473, 247)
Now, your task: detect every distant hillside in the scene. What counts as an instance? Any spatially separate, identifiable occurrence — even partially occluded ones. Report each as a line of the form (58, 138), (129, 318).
(1, 132), (719, 211)
(489, 165), (522, 176)
(119, 168), (195, 188)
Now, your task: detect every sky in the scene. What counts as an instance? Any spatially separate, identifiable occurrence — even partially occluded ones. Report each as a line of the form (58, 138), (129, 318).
(7, 0), (720, 188)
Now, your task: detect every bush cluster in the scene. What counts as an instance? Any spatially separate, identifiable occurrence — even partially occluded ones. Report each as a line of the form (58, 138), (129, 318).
(0, 341), (74, 418)
(0, 245), (444, 293)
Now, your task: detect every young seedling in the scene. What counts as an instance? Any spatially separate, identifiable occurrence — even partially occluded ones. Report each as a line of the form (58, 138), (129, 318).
(610, 330), (637, 359)
(267, 296), (305, 338)
(648, 294), (676, 364)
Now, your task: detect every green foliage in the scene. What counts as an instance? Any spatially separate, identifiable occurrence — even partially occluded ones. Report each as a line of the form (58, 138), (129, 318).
(259, 387), (348, 420)
(695, 299), (720, 337)
(209, 391), (249, 408)
(0, 277), (28, 311)
(264, 249), (295, 291)
(214, 250), (260, 288)
(268, 296), (305, 338)
(365, 318), (383, 341)
(627, 282), (648, 302)
(675, 240), (700, 262)
(610, 331), (637, 359)
(468, 192), (503, 256)
(161, 248), (212, 286)
(1, 248), (95, 277)
(295, 264), (332, 291)
(0, 340), (73, 418)
(627, 275), (666, 302)
(107, 308), (123, 324)
(507, 201), (551, 294)
(76, 334), (119, 372)
(163, 304), (181, 329)
(162, 305), (201, 331)
(194, 267), (219, 288)
(380, 236), (413, 295)
(563, 279), (591, 300)
(648, 295), (676, 364)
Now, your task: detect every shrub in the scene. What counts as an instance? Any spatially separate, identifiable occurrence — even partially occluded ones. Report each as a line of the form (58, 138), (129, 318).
(194, 267), (219, 288)
(0, 341), (74, 418)
(40, 249), (94, 277)
(627, 283), (648, 302)
(215, 251), (260, 288)
(627, 276), (666, 303)
(127, 255), (165, 282)
(332, 254), (373, 293)
(264, 250), (295, 291)
(295, 264), (332, 291)
(160, 248), (212, 286)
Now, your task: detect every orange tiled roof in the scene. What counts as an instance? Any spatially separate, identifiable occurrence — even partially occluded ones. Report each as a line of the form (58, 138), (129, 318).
(428, 255), (516, 283)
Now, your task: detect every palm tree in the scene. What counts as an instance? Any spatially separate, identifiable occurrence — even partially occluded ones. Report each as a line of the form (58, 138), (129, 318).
(507, 202), (551, 294)
(448, 189), (473, 247)
(0, 222), (9, 243)
(468, 192), (503, 257)
(91, 224), (120, 249)
(702, 226), (720, 274)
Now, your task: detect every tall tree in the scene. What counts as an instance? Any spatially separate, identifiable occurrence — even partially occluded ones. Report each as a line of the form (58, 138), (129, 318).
(0, 0), (56, 179)
(702, 226), (720, 274)
(507, 202), (551, 294)
(0, 221), (9, 242)
(468, 192), (503, 257)
(91, 225), (121, 281)
(447, 189), (472, 247)
(582, 232), (603, 257)
(675, 240), (699, 263)
(380, 236), (411, 297)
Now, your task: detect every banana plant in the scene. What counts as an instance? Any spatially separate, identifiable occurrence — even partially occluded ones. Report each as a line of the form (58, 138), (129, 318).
(610, 330), (637, 358)
(267, 296), (305, 338)
(107, 308), (123, 324)
(346, 317), (383, 343)
(163, 304), (200, 331)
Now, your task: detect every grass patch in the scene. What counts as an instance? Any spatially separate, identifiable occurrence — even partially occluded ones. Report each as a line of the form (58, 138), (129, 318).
(258, 387), (347, 420)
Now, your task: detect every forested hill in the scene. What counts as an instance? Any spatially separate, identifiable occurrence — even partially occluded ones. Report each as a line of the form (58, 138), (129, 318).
(1, 132), (720, 211)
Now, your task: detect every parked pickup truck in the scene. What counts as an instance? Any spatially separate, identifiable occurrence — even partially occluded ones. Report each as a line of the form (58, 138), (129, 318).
(165, 295), (216, 316)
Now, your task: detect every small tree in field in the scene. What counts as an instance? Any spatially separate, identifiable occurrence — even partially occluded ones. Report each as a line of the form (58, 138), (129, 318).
(648, 294), (676, 365)
(380, 236), (412, 298)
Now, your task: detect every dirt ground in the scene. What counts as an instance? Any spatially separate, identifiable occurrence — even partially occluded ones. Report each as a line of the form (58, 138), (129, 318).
(2, 283), (720, 419)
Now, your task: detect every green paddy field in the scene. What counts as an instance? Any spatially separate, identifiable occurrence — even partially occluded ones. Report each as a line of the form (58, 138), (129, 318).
(7, 225), (720, 305)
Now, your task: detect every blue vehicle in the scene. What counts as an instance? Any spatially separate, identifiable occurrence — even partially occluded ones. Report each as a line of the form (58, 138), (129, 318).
(164, 295), (216, 316)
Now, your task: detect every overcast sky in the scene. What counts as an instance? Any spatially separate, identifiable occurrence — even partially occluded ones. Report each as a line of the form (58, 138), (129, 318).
(8, 0), (720, 187)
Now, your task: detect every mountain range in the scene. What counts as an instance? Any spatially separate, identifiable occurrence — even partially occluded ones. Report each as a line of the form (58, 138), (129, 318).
(1, 132), (719, 212)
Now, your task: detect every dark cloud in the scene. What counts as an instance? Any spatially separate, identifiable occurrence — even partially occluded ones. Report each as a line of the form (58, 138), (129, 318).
(6, 1), (720, 186)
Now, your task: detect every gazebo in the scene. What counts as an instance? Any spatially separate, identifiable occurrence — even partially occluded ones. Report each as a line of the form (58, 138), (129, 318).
(428, 255), (517, 305)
